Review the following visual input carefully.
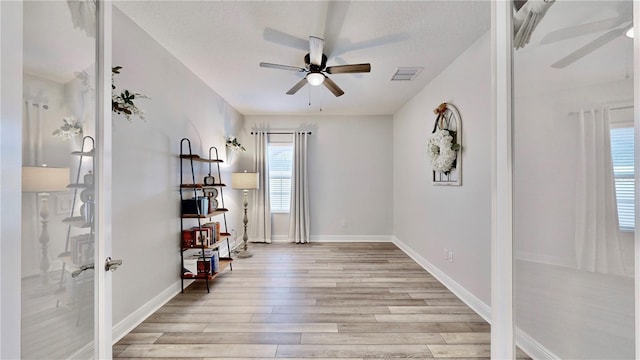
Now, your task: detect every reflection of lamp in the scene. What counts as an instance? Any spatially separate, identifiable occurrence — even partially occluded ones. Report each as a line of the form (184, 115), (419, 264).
(22, 166), (69, 283)
(231, 171), (259, 259)
(306, 72), (325, 86)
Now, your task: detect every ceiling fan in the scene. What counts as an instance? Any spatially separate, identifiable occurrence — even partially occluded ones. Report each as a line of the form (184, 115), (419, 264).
(259, 36), (371, 97)
(540, 13), (633, 69)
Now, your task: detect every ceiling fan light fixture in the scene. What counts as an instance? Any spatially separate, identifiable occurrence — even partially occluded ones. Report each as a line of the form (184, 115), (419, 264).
(306, 72), (325, 86)
(626, 27), (634, 39)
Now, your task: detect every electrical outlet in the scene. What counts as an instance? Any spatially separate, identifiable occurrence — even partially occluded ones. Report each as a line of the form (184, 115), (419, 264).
(448, 250), (454, 263)
(443, 248), (448, 260)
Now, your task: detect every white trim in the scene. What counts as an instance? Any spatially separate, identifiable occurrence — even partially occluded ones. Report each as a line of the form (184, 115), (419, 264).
(95, 1), (113, 358)
(267, 235), (394, 243)
(491, 1), (515, 358)
(311, 235), (393, 242)
(391, 236), (491, 322)
(514, 251), (576, 270)
(111, 280), (182, 344)
(515, 328), (560, 360)
(634, 1), (640, 358)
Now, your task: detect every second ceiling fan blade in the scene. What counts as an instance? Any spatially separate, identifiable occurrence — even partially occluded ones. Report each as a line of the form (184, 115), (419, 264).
(309, 36), (324, 66)
(326, 63), (371, 74)
(260, 62), (306, 72)
(540, 16), (630, 45)
(323, 76), (344, 97)
(286, 78), (308, 95)
(551, 27), (626, 68)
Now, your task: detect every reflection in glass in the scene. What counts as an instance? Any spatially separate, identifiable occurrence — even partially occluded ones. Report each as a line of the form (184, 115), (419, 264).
(513, 1), (634, 359)
(21, 1), (96, 358)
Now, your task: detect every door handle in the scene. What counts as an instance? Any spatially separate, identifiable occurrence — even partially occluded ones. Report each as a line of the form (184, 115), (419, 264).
(71, 263), (94, 278)
(105, 257), (123, 272)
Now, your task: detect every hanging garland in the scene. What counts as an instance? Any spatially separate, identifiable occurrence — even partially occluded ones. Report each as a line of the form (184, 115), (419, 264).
(427, 103), (461, 175)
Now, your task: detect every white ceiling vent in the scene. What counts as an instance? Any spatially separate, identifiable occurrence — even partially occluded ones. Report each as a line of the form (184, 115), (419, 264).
(390, 67), (423, 81)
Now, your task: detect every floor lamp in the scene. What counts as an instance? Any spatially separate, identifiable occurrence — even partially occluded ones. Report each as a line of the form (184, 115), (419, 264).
(22, 166), (70, 283)
(231, 171), (259, 259)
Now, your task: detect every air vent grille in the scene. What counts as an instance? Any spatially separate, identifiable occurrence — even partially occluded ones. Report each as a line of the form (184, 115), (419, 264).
(390, 67), (423, 81)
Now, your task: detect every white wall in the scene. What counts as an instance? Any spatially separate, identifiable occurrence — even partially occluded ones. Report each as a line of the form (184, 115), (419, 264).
(243, 115), (393, 241)
(392, 32), (492, 306)
(1, 2), (23, 357)
(111, 8), (244, 334)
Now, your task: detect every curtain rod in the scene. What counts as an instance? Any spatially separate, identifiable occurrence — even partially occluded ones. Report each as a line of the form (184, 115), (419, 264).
(250, 131), (312, 135)
(568, 105), (633, 116)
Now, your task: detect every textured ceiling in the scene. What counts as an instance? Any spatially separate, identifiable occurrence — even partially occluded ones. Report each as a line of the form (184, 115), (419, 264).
(114, 1), (491, 116)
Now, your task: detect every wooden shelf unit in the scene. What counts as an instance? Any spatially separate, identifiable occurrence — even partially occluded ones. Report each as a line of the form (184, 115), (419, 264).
(179, 138), (233, 293)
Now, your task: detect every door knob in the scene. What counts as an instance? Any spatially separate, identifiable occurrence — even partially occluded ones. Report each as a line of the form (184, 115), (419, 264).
(105, 257), (123, 272)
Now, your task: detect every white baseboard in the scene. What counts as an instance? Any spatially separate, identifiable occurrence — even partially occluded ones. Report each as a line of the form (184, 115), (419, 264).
(391, 236), (491, 322)
(515, 250), (576, 269)
(311, 235), (393, 242)
(268, 235), (394, 243)
(111, 280), (182, 344)
(516, 328), (560, 360)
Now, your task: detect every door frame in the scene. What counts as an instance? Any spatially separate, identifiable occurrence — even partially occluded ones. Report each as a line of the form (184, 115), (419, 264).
(96, 0), (114, 358)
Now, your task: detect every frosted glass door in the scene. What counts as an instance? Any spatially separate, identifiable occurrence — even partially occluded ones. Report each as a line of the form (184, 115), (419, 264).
(512, 1), (635, 358)
(21, 1), (107, 358)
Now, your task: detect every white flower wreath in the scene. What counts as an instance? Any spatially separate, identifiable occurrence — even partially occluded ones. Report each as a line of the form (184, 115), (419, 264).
(427, 128), (459, 173)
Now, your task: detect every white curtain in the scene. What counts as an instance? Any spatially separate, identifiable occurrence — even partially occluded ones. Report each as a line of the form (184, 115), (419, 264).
(250, 131), (271, 243)
(574, 108), (625, 275)
(24, 100), (44, 166)
(289, 132), (310, 244)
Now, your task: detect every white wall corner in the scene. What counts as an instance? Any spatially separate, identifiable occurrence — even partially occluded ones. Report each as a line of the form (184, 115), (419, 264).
(391, 236), (491, 322)
(111, 280), (182, 344)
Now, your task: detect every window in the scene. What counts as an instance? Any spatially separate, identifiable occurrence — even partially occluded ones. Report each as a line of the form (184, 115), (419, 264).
(610, 126), (634, 231)
(268, 143), (293, 213)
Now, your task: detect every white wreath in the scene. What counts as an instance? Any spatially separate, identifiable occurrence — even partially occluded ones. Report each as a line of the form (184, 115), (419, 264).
(427, 128), (458, 173)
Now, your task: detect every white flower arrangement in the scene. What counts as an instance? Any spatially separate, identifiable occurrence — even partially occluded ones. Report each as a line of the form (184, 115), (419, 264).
(427, 128), (460, 174)
(112, 66), (150, 122)
(52, 116), (82, 140)
(225, 136), (246, 152)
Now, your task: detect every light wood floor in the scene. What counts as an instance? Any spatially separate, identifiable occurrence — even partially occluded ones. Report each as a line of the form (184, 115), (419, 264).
(114, 242), (529, 359)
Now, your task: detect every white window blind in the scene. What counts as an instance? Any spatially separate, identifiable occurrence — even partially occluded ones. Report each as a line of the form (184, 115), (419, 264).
(268, 144), (293, 213)
(610, 126), (635, 231)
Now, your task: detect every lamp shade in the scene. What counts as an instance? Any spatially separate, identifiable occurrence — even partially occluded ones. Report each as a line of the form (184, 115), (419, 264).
(306, 72), (325, 86)
(22, 166), (70, 193)
(231, 172), (259, 190)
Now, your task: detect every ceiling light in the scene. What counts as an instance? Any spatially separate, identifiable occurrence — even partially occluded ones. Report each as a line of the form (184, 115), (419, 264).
(306, 72), (325, 86)
(626, 27), (634, 39)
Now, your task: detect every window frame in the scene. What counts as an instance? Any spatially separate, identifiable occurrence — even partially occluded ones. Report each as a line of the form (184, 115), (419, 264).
(267, 142), (293, 214)
(609, 120), (635, 232)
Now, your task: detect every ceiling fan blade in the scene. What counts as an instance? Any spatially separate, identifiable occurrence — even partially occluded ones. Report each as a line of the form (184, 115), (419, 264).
(551, 27), (626, 69)
(323, 76), (344, 97)
(326, 63), (371, 74)
(286, 78), (308, 95)
(259, 62), (306, 72)
(309, 36), (324, 66)
(540, 16), (630, 45)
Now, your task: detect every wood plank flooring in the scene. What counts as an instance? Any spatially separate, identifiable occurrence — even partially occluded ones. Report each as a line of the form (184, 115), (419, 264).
(114, 242), (529, 359)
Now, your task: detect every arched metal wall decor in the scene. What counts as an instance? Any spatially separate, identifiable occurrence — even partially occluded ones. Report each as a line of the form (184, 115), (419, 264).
(428, 102), (462, 186)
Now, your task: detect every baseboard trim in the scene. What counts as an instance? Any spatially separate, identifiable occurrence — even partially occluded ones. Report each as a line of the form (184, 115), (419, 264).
(111, 280), (182, 344)
(391, 236), (491, 322)
(515, 250), (576, 269)
(516, 328), (560, 360)
(311, 235), (393, 242)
